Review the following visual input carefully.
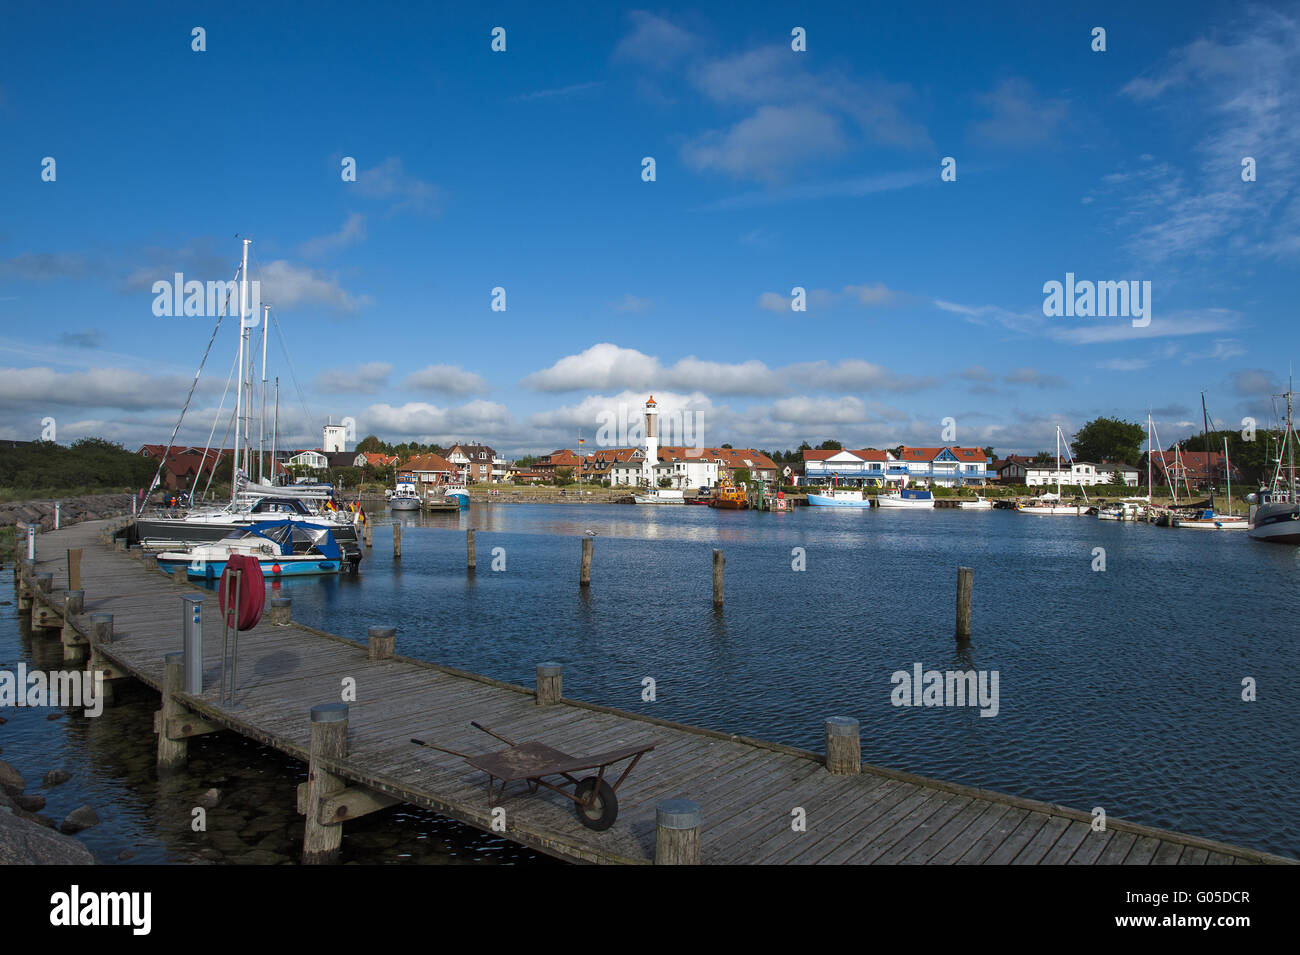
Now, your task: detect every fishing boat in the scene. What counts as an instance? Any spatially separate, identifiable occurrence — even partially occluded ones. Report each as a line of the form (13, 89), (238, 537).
(389, 480), (421, 511)
(876, 487), (935, 509)
(1249, 388), (1300, 544)
(156, 520), (344, 580)
(709, 484), (748, 509)
(1016, 426), (1090, 515)
(633, 488), (685, 504)
(806, 488), (870, 508)
(958, 495), (992, 510)
(440, 484), (470, 509)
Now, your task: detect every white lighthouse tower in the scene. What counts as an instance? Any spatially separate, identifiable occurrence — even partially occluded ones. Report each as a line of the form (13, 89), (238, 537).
(642, 395), (659, 486)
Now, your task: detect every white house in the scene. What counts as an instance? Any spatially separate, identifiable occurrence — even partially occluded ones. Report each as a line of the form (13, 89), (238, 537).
(287, 450), (327, 470)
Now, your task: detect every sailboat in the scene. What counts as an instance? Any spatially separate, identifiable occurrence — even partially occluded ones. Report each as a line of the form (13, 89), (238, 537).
(1098, 413), (1154, 521)
(1172, 394), (1247, 530)
(1016, 426), (1089, 515)
(1248, 388), (1300, 544)
(134, 239), (364, 566)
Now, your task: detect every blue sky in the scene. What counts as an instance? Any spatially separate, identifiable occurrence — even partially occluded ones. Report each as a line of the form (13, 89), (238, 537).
(2, 1), (1298, 457)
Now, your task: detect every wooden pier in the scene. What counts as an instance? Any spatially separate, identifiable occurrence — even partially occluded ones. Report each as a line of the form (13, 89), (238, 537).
(11, 518), (1294, 865)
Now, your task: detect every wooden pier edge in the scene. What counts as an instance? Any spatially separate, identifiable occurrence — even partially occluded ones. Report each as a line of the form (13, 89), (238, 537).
(15, 520), (1299, 867)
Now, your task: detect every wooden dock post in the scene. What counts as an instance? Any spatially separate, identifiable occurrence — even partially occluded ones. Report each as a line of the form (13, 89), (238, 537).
(113, 537), (126, 552)
(824, 717), (861, 775)
(303, 703), (350, 864)
(580, 537), (593, 587)
(363, 521), (373, 547)
(31, 573), (55, 630)
(368, 626), (395, 662)
(392, 521), (402, 560)
(712, 549), (725, 606)
(172, 561), (188, 585)
(271, 597), (292, 626)
(90, 613), (114, 646)
(67, 548), (81, 591)
(536, 662), (562, 705)
(467, 529), (476, 570)
(655, 799), (702, 865)
(16, 559), (33, 611)
(956, 566), (974, 640)
(156, 653), (189, 771)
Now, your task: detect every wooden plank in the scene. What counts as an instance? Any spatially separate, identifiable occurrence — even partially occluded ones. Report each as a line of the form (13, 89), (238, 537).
(900, 795), (1000, 864)
(1179, 847), (1209, 865)
(1095, 831), (1138, 865)
(1124, 835), (1161, 865)
(1151, 840), (1186, 865)
(928, 802), (1013, 865)
(1039, 820), (1093, 864)
(1066, 827), (1115, 865)
(983, 812), (1050, 865)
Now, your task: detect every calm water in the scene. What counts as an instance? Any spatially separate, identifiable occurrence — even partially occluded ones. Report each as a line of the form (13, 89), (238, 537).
(3, 504), (1297, 861)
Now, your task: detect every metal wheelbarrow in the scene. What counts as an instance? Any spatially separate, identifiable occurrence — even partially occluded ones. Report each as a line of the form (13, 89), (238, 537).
(412, 722), (655, 831)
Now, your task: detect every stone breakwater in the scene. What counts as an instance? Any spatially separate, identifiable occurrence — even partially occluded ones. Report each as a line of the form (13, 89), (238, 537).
(0, 494), (134, 532)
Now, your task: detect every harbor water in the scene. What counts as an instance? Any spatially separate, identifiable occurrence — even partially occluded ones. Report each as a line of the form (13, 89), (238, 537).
(3, 503), (1297, 861)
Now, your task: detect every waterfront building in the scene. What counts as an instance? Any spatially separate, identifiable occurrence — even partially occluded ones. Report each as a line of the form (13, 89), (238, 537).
(896, 447), (992, 486)
(446, 442), (497, 483)
(402, 452), (455, 489)
(801, 448), (898, 487)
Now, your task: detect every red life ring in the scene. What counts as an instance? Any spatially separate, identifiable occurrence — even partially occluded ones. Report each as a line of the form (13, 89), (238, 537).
(218, 554), (265, 631)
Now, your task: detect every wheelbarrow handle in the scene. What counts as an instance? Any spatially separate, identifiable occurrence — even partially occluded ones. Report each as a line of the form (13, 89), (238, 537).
(470, 721), (519, 747)
(410, 738), (474, 760)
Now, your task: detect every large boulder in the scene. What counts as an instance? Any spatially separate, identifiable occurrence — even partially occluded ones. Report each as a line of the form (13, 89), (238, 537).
(0, 809), (95, 864)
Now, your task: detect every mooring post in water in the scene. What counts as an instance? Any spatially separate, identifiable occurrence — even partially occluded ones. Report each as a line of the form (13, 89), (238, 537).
(655, 799), (702, 865)
(956, 566), (973, 640)
(536, 662), (562, 705)
(303, 702), (350, 864)
(156, 652), (188, 771)
(271, 597), (292, 626)
(16, 559), (33, 611)
(712, 549), (725, 606)
(182, 596), (203, 694)
(824, 717), (861, 775)
(363, 520), (372, 547)
(67, 548), (81, 592)
(466, 529), (476, 570)
(368, 626), (395, 661)
(392, 521), (402, 559)
(580, 537), (593, 587)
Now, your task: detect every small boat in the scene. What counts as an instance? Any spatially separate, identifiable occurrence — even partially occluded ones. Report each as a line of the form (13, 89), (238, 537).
(633, 489), (685, 504)
(440, 485), (470, 510)
(389, 481), (421, 511)
(1172, 509), (1248, 530)
(1016, 497), (1087, 515)
(958, 496), (992, 510)
(709, 484), (748, 509)
(876, 488), (935, 509)
(806, 488), (870, 508)
(157, 520), (344, 580)
(1097, 500), (1146, 521)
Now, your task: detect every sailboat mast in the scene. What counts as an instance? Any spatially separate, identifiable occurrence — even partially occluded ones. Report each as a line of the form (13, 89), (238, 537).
(258, 303), (269, 484)
(1201, 392), (1213, 511)
(1146, 414), (1153, 503)
(272, 377), (279, 487)
(232, 238), (250, 503)
(1289, 390), (1296, 503)
(1224, 437), (1232, 516)
(1056, 426), (1062, 498)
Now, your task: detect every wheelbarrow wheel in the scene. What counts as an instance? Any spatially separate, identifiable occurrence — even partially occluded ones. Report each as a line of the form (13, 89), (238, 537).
(573, 777), (618, 830)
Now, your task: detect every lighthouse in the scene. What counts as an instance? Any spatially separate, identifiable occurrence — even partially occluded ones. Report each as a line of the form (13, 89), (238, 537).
(642, 395), (659, 486)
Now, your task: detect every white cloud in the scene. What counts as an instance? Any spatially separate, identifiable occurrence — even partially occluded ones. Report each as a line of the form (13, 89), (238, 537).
(258, 259), (370, 313)
(299, 213), (367, 258)
(313, 361), (391, 394)
(356, 157), (441, 215)
(612, 11), (697, 68)
(683, 104), (847, 183)
(969, 78), (1068, 146)
(613, 294), (652, 313)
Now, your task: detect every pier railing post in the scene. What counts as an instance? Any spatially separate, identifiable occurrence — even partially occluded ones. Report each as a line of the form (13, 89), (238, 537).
(363, 521), (373, 547)
(536, 662), (562, 705)
(368, 626), (395, 661)
(392, 521), (402, 560)
(31, 573), (55, 630)
(824, 717), (861, 775)
(466, 529), (476, 570)
(271, 597), (292, 626)
(655, 799), (702, 864)
(956, 566), (973, 640)
(303, 703), (350, 864)
(59, 591), (86, 662)
(156, 652), (188, 771)
(580, 537), (593, 587)
(712, 549), (724, 606)
(172, 559), (188, 585)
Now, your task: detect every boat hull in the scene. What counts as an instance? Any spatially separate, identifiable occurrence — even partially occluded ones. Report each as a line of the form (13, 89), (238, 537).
(876, 495), (934, 509)
(158, 555), (342, 580)
(136, 517), (362, 565)
(1248, 502), (1300, 543)
(806, 493), (870, 508)
(389, 498), (421, 511)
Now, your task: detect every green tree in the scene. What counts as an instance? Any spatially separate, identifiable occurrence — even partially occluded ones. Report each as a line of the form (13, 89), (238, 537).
(554, 466), (573, 485)
(1071, 417), (1146, 465)
(355, 434), (385, 454)
(732, 467), (752, 486)
(817, 440), (842, 451)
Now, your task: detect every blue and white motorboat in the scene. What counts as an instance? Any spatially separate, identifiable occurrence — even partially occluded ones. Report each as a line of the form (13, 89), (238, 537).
(441, 485), (470, 509)
(156, 520), (344, 580)
(876, 488), (934, 509)
(806, 488), (871, 508)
